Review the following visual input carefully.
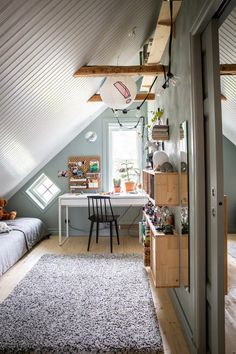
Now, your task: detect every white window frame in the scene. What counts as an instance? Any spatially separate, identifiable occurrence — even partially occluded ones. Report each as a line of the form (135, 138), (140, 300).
(108, 122), (143, 191)
(26, 173), (61, 210)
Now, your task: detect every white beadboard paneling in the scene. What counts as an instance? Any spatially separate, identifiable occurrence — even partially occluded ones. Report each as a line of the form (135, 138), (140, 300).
(0, 0), (161, 197)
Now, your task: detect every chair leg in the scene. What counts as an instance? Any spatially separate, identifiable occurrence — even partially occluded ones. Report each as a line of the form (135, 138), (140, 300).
(110, 222), (113, 253)
(96, 222), (99, 243)
(87, 221), (94, 251)
(115, 220), (120, 245)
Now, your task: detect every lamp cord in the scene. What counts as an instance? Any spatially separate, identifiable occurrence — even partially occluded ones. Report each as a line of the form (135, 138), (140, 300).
(168, 1), (173, 75)
(137, 75), (158, 109)
(115, 115), (144, 129)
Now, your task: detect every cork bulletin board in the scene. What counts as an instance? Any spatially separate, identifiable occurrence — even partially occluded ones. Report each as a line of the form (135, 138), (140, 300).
(68, 156), (101, 192)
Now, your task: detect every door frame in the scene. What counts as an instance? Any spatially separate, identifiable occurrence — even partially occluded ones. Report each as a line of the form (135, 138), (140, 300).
(189, 1), (231, 353)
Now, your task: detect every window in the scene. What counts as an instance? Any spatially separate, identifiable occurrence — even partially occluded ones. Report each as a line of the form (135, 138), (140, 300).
(108, 123), (142, 191)
(26, 173), (60, 209)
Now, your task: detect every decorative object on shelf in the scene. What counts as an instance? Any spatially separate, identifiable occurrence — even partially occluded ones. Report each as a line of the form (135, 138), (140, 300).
(160, 161), (173, 172)
(143, 203), (174, 231)
(84, 131), (97, 143)
(100, 76), (137, 109)
(68, 156), (101, 192)
(166, 213), (175, 226)
(145, 141), (159, 152)
(119, 160), (140, 192)
(163, 224), (173, 235)
(113, 178), (121, 193)
(141, 218), (151, 266)
(152, 151), (169, 171)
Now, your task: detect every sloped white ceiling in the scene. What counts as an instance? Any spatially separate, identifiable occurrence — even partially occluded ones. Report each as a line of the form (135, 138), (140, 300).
(0, 0), (161, 197)
(219, 6), (236, 145)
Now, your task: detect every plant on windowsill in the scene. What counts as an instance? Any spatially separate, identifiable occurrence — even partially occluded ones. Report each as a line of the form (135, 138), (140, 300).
(118, 160), (140, 192)
(113, 178), (121, 193)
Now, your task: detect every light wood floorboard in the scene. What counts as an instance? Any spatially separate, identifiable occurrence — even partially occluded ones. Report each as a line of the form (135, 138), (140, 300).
(226, 234), (236, 354)
(0, 235), (190, 354)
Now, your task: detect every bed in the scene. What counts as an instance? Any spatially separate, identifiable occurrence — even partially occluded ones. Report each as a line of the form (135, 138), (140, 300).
(0, 217), (50, 276)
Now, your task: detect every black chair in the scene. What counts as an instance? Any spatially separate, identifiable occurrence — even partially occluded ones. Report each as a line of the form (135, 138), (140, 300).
(87, 196), (120, 253)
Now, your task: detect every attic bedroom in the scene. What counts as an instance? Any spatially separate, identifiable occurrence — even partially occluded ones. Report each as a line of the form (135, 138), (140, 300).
(0, 0), (236, 353)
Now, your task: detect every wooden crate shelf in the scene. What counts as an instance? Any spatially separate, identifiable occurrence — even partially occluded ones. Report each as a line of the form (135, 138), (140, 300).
(144, 211), (180, 288)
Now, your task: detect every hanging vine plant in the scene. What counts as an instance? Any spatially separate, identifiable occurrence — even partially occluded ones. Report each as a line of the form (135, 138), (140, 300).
(147, 108), (164, 129)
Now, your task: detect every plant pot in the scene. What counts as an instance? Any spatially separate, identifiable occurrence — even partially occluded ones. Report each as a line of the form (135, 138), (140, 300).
(124, 181), (136, 192)
(114, 186), (121, 193)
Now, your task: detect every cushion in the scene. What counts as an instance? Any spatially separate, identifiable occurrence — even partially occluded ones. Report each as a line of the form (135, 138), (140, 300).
(0, 222), (12, 234)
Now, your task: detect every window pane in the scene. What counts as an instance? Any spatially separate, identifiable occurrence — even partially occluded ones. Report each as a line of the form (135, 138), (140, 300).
(43, 177), (53, 188)
(42, 190), (53, 203)
(112, 130), (139, 178)
(109, 127), (141, 191)
(50, 184), (60, 194)
(35, 184), (47, 196)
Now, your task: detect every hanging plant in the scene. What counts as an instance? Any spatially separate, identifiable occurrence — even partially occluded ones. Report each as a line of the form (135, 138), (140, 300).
(147, 108), (164, 129)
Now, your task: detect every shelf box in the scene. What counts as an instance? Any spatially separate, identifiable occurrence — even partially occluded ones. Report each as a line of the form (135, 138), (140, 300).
(143, 169), (179, 206)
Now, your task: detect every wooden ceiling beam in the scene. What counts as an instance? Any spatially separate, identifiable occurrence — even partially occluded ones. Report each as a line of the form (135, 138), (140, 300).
(74, 65), (167, 77)
(221, 94), (227, 101)
(220, 64), (236, 75)
(87, 92), (155, 102)
(74, 63), (236, 83)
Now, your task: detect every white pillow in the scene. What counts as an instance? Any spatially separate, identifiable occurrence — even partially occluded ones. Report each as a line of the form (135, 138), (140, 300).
(0, 222), (12, 234)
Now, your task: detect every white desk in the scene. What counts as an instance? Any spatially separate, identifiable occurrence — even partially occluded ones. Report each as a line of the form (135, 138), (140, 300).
(58, 192), (148, 245)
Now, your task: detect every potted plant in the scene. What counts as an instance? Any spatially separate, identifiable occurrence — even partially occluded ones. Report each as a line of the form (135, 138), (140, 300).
(113, 178), (121, 193)
(119, 160), (140, 192)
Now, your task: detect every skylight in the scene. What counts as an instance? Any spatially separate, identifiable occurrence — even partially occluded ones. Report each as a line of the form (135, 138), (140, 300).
(26, 173), (60, 210)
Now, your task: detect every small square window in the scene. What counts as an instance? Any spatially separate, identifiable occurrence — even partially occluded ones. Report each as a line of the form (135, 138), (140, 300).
(26, 173), (60, 210)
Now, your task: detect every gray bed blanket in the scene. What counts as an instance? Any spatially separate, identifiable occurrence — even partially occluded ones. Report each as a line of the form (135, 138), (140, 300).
(6, 217), (50, 250)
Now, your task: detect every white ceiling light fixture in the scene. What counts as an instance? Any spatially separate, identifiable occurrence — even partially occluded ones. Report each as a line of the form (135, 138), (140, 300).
(100, 76), (137, 110)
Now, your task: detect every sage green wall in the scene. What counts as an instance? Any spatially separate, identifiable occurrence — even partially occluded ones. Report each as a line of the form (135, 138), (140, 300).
(223, 135), (236, 233)
(8, 104), (147, 235)
(147, 0), (210, 352)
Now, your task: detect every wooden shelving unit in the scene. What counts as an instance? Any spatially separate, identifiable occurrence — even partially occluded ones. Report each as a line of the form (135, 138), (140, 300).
(144, 212), (180, 288)
(68, 156), (101, 192)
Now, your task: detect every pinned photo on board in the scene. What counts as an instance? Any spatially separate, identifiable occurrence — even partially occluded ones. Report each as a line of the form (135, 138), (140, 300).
(58, 170), (68, 178)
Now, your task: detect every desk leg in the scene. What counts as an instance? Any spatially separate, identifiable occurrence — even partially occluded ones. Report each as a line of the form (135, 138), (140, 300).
(59, 201), (62, 245)
(59, 205), (70, 246)
(66, 206), (69, 238)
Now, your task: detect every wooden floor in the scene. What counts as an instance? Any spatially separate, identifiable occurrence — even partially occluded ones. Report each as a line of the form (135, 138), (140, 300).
(0, 235), (190, 354)
(226, 234), (236, 354)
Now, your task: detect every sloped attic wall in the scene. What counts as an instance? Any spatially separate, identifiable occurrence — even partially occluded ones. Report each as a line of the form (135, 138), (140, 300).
(7, 104), (147, 234)
(0, 0), (161, 198)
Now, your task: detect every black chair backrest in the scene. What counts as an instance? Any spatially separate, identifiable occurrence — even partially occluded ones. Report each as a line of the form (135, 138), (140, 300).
(87, 196), (114, 221)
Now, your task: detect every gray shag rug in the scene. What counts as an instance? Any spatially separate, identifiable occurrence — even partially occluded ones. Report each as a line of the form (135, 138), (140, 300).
(0, 254), (163, 354)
